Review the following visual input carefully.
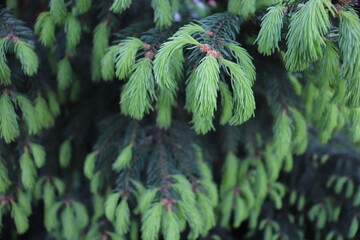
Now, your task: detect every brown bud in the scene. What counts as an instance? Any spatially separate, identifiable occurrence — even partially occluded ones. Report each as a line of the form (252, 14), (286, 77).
(145, 51), (154, 59)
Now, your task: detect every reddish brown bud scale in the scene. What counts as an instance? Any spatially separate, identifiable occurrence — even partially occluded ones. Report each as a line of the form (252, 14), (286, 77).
(205, 31), (214, 36)
(12, 36), (19, 43)
(166, 202), (172, 211)
(199, 44), (211, 53)
(123, 194), (129, 200)
(143, 43), (151, 50)
(206, 50), (221, 59)
(161, 198), (168, 205)
(145, 51), (154, 59)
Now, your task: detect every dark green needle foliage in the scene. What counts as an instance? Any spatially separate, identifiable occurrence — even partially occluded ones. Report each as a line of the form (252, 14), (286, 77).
(1, 0), (360, 240)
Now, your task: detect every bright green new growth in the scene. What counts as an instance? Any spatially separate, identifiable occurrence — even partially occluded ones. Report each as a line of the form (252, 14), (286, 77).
(42, 181), (55, 209)
(0, 93), (19, 143)
(0, 37), (11, 85)
(11, 202), (29, 234)
(285, 0), (335, 71)
(153, 41), (183, 91)
(272, 110), (292, 159)
(348, 216), (359, 238)
(219, 82), (233, 125)
(14, 40), (39, 76)
(255, 4), (285, 55)
(0, 158), (11, 192)
(110, 0), (132, 13)
(349, 108), (360, 143)
(112, 144), (133, 170)
(220, 58), (256, 125)
(62, 205), (77, 239)
(20, 150), (37, 190)
(114, 200), (131, 234)
(174, 23), (205, 36)
(120, 57), (156, 119)
(101, 45), (118, 81)
(49, 0), (67, 23)
(196, 192), (216, 233)
(92, 22), (110, 81)
(177, 201), (204, 239)
(339, 11), (360, 107)
(115, 37), (144, 80)
(154, 34), (200, 91)
(57, 57), (73, 90)
(47, 91), (61, 116)
(59, 139), (72, 167)
(151, 0), (173, 28)
(137, 188), (159, 214)
(141, 202), (163, 240)
(254, 160), (268, 199)
(315, 40), (340, 88)
(45, 201), (62, 231)
(318, 104), (338, 144)
(73, 0), (92, 15)
(221, 152), (238, 193)
(29, 142), (46, 168)
(163, 210), (180, 240)
(289, 107), (308, 155)
(17, 191), (32, 217)
(84, 151), (98, 179)
(155, 89), (176, 128)
(72, 201), (89, 228)
(65, 14), (81, 55)
(228, 0), (256, 19)
(35, 12), (56, 47)
(188, 55), (220, 134)
(172, 174), (196, 205)
(227, 43), (256, 83)
(105, 193), (121, 221)
(34, 96), (54, 128)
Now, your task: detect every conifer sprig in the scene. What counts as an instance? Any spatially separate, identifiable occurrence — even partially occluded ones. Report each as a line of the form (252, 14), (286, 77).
(115, 37), (144, 80)
(187, 55), (220, 134)
(153, 16), (256, 132)
(120, 57), (156, 119)
(14, 40), (39, 76)
(285, 0), (336, 71)
(220, 58), (256, 125)
(339, 10), (360, 107)
(151, 0), (173, 28)
(92, 22), (110, 81)
(110, 0), (132, 13)
(228, 0), (256, 19)
(3, 2), (360, 239)
(255, 4), (285, 55)
(35, 12), (55, 47)
(64, 14), (81, 55)
(0, 37), (11, 85)
(0, 92), (19, 143)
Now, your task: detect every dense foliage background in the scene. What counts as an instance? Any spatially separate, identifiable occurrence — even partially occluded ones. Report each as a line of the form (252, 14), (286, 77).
(1, 0), (360, 239)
